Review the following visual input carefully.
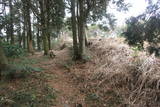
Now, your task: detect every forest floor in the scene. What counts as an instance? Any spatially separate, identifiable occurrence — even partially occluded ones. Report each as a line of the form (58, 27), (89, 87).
(0, 47), (89, 107)
(32, 48), (88, 107)
(1, 38), (160, 107)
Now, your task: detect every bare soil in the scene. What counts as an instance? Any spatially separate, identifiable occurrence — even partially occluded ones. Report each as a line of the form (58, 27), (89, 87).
(32, 48), (87, 107)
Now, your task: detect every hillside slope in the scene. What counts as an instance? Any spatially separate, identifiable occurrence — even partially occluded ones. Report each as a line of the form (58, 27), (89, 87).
(69, 37), (160, 107)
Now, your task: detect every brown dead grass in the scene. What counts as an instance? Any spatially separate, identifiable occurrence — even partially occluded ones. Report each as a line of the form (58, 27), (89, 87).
(70, 37), (160, 107)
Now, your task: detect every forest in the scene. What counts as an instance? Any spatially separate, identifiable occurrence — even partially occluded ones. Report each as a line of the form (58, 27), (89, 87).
(0, 0), (160, 107)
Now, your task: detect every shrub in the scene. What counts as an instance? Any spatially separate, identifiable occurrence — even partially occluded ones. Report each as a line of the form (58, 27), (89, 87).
(147, 46), (160, 56)
(0, 81), (57, 107)
(2, 42), (26, 58)
(1, 64), (43, 80)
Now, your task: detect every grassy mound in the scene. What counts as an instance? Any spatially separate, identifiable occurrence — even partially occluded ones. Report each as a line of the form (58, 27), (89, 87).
(71, 37), (160, 107)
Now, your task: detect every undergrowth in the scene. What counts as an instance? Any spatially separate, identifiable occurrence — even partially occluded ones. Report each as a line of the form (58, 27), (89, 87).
(70, 38), (160, 107)
(0, 73), (57, 107)
(0, 56), (57, 107)
(1, 57), (43, 80)
(2, 42), (26, 58)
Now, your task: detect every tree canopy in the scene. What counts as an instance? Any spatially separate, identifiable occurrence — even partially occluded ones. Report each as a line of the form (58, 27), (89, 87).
(123, 0), (160, 50)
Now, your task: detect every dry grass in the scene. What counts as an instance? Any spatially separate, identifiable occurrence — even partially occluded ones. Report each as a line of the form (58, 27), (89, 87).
(71, 37), (160, 107)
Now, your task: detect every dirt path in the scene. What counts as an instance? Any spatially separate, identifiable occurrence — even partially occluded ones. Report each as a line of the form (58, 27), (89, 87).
(33, 49), (86, 107)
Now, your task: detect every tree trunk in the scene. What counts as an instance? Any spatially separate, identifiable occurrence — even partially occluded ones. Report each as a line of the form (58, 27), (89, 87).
(78, 0), (85, 59)
(76, 1), (81, 43)
(9, 0), (14, 45)
(46, 0), (51, 50)
(85, 28), (88, 46)
(71, 0), (79, 59)
(39, 0), (49, 55)
(42, 30), (49, 55)
(37, 28), (41, 50)
(0, 41), (8, 80)
(6, 24), (10, 43)
(26, 0), (34, 54)
(22, 29), (26, 49)
(48, 34), (51, 50)
(22, 1), (26, 49)
(22, 21), (27, 49)
(18, 21), (22, 47)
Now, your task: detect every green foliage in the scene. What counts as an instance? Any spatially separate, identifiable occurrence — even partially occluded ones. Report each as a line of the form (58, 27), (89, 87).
(98, 24), (109, 32)
(147, 46), (160, 56)
(0, 78), (56, 107)
(82, 55), (92, 62)
(16, 58), (39, 65)
(0, 55), (55, 106)
(122, 17), (144, 48)
(86, 93), (100, 102)
(131, 46), (141, 52)
(2, 42), (26, 58)
(64, 17), (72, 30)
(50, 0), (65, 32)
(2, 57), (43, 80)
(123, 0), (160, 54)
(145, 16), (160, 44)
(13, 91), (37, 106)
(10, 86), (56, 107)
(2, 68), (29, 80)
(131, 46), (141, 57)
(86, 0), (129, 25)
(2, 64), (43, 80)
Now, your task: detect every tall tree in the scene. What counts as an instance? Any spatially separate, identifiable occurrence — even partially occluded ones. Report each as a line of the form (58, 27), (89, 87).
(123, 0), (160, 52)
(36, 27), (41, 51)
(71, 0), (79, 59)
(69, 0), (127, 59)
(9, 0), (14, 44)
(46, 0), (51, 50)
(30, 0), (65, 55)
(78, 0), (86, 59)
(39, 0), (49, 55)
(0, 41), (8, 79)
(25, 0), (34, 53)
(22, 11), (27, 49)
